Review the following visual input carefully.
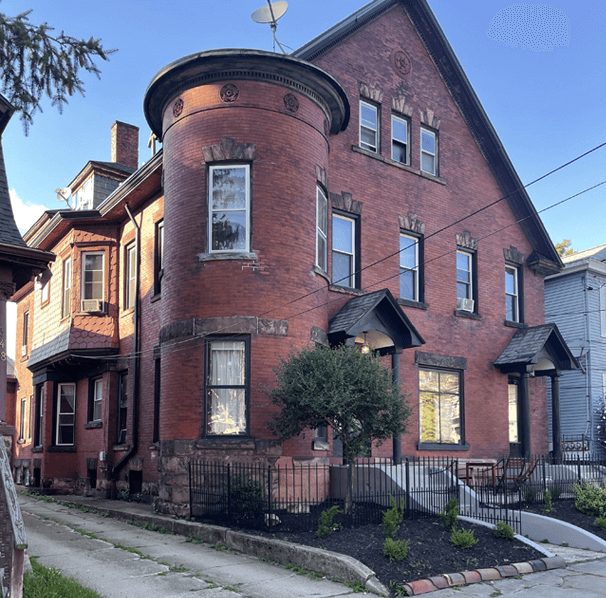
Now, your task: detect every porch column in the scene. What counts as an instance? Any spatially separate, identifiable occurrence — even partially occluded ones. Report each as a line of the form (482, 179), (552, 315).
(520, 370), (532, 459)
(392, 352), (402, 465)
(0, 279), (14, 423)
(551, 372), (562, 461)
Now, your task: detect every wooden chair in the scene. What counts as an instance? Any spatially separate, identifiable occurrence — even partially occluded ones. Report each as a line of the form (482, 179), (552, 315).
(496, 456), (539, 491)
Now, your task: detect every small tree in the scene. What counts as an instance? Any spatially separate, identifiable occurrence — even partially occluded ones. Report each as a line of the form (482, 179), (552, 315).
(555, 239), (576, 257)
(268, 343), (410, 511)
(0, 7), (115, 131)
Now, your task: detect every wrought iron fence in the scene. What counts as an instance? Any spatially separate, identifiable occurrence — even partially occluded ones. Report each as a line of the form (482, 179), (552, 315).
(189, 457), (460, 532)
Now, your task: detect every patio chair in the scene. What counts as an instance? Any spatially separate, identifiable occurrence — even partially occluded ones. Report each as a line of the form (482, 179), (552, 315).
(495, 456), (539, 491)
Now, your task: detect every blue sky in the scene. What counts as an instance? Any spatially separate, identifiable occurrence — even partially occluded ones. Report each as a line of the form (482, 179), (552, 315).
(3, 0), (605, 354)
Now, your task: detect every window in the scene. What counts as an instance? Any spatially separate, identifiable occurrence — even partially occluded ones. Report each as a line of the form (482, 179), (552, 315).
(82, 252), (104, 301)
(505, 265), (519, 322)
(22, 311), (29, 356)
(600, 285), (606, 338)
(332, 213), (358, 288)
(205, 338), (248, 436)
(420, 128), (437, 175)
(117, 372), (128, 444)
(508, 381), (519, 444)
(62, 258), (72, 319)
(19, 398), (26, 442)
(125, 243), (136, 310)
(153, 357), (161, 443)
(316, 186), (328, 271)
(209, 164), (250, 253)
(419, 369), (462, 445)
(34, 385), (44, 447)
(41, 280), (49, 304)
(391, 114), (409, 164)
(89, 379), (103, 422)
(456, 250), (476, 312)
(400, 234), (421, 301)
(360, 100), (378, 152)
(56, 383), (76, 446)
(154, 220), (164, 295)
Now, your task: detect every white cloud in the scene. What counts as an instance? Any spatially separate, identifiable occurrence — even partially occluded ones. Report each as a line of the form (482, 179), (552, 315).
(9, 188), (50, 234)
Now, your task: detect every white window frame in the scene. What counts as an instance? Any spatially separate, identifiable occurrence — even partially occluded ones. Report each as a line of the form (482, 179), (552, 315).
(316, 186), (328, 272)
(420, 127), (437, 175)
(22, 311), (29, 356)
(601, 285), (606, 338)
(125, 243), (137, 310)
(81, 251), (105, 301)
(56, 383), (76, 447)
(456, 250), (473, 301)
(92, 378), (103, 422)
(209, 164), (250, 254)
(400, 234), (419, 301)
(19, 398), (26, 442)
(62, 257), (72, 319)
(505, 265), (519, 322)
(154, 220), (164, 295)
(332, 213), (356, 288)
(391, 114), (409, 165)
(359, 100), (378, 152)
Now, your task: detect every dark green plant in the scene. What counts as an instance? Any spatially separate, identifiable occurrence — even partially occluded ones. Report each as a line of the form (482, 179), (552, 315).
(229, 475), (264, 523)
(595, 516), (606, 532)
(522, 486), (536, 504)
(383, 495), (404, 539)
(450, 528), (477, 549)
(316, 505), (342, 539)
(551, 487), (562, 500)
(24, 557), (104, 598)
(493, 521), (515, 540)
(543, 489), (553, 513)
(383, 537), (409, 562)
(573, 482), (606, 517)
(440, 498), (459, 532)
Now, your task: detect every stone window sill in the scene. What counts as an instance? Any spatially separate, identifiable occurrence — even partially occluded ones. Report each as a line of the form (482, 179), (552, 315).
(150, 293), (161, 304)
(454, 309), (481, 320)
(113, 444), (131, 452)
(329, 284), (365, 296)
(417, 442), (470, 451)
(198, 251), (259, 263)
(84, 421), (102, 430)
(48, 446), (77, 453)
(32, 446), (43, 453)
(312, 265), (331, 284)
(504, 320), (527, 329)
(398, 298), (429, 310)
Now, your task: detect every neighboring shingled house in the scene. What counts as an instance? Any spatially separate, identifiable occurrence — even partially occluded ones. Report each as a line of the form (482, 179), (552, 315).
(11, 0), (576, 514)
(545, 245), (606, 456)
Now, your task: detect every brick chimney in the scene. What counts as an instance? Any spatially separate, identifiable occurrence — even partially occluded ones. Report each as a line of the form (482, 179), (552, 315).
(111, 121), (139, 169)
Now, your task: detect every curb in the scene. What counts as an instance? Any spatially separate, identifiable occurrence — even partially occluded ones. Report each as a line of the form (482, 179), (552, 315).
(402, 556), (566, 595)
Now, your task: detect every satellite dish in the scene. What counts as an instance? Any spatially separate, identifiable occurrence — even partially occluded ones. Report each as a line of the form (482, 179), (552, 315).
(55, 187), (72, 208)
(251, 1), (289, 54)
(251, 0), (288, 24)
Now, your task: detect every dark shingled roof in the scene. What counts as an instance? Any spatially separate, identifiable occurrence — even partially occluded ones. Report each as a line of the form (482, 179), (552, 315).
(27, 329), (71, 370)
(0, 143), (26, 247)
(328, 290), (389, 335)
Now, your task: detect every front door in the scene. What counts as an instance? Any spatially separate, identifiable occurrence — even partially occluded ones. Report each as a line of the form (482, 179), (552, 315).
(508, 381), (522, 457)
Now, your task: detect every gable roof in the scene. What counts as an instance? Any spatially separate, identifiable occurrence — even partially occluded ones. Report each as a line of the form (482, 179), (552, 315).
(294, 0), (561, 271)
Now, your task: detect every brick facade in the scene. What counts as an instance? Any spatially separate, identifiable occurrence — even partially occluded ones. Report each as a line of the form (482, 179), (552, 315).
(10, 1), (562, 514)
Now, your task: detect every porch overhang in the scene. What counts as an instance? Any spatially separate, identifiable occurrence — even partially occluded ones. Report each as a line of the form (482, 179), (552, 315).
(327, 288), (425, 355)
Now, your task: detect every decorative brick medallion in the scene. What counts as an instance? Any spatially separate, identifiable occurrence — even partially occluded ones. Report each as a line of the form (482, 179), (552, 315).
(220, 84), (240, 103)
(392, 49), (412, 78)
(283, 93), (299, 113)
(172, 98), (184, 118)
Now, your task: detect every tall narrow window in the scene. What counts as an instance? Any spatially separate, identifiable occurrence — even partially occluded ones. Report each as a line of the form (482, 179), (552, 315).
(153, 357), (161, 443)
(391, 114), (409, 164)
(505, 265), (519, 322)
(420, 128), (437, 175)
(154, 220), (164, 295)
(508, 381), (519, 444)
(82, 252), (105, 303)
(22, 311), (29, 356)
(316, 186), (328, 272)
(34, 385), (44, 447)
(332, 213), (357, 288)
(117, 372), (128, 444)
(41, 280), (50, 305)
(400, 234), (420, 301)
(456, 250), (476, 312)
(90, 378), (103, 422)
(56, 383), (76, 446)
(125, 243), (136, 310)
(209, 164), (250, 253)
(62, 257), (72, 319)
(419, 369), (462, 445)
(205, 338), (248, 436)
(360, 100), (378, 152)
(600, 286), (606, 338)
(19, 398), (26, 442)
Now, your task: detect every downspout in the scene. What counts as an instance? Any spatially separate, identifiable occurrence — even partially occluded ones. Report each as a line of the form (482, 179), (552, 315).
(112, 204), (141, 479)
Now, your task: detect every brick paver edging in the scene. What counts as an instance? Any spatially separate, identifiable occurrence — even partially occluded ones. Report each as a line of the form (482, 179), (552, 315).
(402, 556), (566, 595)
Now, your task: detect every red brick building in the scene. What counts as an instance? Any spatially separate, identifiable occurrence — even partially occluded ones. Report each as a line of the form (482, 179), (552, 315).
(10, 0), (576, 513)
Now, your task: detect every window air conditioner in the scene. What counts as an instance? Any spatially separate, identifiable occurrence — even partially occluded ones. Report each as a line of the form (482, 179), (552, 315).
(81, 299), (105, 313)
(21, 344), (27, 357)
(457, 297), (475, 312)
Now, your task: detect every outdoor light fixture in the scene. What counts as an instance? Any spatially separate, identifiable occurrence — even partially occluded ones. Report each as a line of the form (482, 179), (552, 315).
(360, 332), (371, 355)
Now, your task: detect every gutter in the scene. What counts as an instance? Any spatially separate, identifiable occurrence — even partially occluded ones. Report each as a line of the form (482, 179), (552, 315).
(112, 204), (141, 479)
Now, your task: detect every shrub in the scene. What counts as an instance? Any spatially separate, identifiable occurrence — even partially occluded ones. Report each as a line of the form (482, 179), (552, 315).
(229, 475), (264, 523)
(440, 498), (459, 532)
(316, 505), (342, 539)
(383, 495), (404, 539)
(573, 482), (606, 517)
(450, 528), (477, 549)
(383, 537), (410, 562)
(493, 521), (515, 540)
(543, 489), (553, 513)
(595, 516), (606, 532)
(551, 487), (562, 500)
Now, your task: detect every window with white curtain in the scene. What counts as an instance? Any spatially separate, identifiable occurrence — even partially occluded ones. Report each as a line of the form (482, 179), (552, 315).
(206, 339), (248, 435)
(56, 383), (76, 446)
